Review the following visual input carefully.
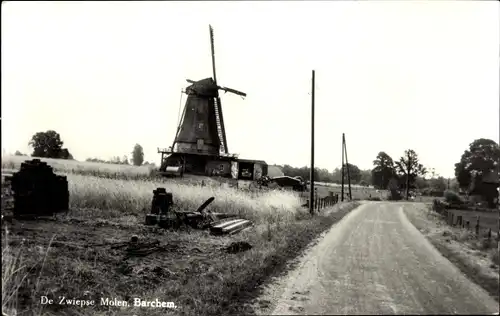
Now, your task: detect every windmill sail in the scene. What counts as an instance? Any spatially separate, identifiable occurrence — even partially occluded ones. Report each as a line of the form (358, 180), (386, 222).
(209, 25), (229, 155)
(168, 25), (245, 157)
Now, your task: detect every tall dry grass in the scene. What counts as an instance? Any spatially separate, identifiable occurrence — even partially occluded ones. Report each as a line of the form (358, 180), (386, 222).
(2, 226), (57, 316)
(2, 155), (305, 224)
(2, 232), (22, 315)
(65, 173), (304, 224)
(2, 227), (30, 316)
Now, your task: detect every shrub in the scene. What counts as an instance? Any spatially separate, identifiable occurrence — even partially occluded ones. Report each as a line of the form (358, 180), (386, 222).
(432, 198), (447, 213)
(444, 190), (463, 204)
(387, 189), (402, 201)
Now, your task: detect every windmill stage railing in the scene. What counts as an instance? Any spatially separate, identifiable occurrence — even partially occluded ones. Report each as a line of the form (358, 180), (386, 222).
(157, 147), (239, 159)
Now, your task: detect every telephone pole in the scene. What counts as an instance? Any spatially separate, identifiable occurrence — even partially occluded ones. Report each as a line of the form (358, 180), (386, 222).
(309, 70), (315, 215)
(341, 134), (345, 202)
(343, 133), (352, 200)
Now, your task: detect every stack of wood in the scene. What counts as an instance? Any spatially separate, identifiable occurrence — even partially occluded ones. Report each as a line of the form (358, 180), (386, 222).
(10, 159), (69, 218)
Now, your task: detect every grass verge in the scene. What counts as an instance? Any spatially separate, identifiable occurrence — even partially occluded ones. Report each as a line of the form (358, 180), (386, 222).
(404, 205), (499, 302)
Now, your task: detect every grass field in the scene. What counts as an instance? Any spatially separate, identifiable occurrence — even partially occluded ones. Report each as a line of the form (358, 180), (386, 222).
(2, 155), (154, 180)
(1, 155), (361, 316)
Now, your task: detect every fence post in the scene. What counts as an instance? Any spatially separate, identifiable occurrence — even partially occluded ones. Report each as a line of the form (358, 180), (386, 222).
(475, 216), (480, 236)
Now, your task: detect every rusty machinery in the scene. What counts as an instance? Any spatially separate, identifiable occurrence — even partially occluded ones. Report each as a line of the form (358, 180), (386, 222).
(145, 187), (252, 235)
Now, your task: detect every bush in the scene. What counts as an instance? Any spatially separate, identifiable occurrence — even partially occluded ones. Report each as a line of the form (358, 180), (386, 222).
(444, 190), (463, 204)
(421, 188), (444, 197)
(387, 189), (402, 201)
(432, 199), (447, 213)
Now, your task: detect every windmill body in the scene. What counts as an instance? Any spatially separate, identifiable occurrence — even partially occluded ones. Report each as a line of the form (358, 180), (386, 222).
(174, 78), (222, 156)
(158, 26), (268, 181)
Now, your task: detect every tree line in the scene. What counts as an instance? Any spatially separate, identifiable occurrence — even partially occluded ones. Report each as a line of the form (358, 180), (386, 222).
(276, 138), (499, 200)
(23, 130), (150, 166)
(273, 164), (372, 186)
(17, 131), (500, 197)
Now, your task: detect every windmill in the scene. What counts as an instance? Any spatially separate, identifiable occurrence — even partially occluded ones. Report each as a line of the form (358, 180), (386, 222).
(158, 25), (256, 178)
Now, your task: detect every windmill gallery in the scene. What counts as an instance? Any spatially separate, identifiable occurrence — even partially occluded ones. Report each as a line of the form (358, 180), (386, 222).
(157, 25), (268, 182)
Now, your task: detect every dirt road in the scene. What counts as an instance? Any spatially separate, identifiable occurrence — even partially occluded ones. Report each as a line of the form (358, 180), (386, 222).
(257, 202), (499, 315)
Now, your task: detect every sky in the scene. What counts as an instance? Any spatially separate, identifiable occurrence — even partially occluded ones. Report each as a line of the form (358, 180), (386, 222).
(2, 1), (499, 178)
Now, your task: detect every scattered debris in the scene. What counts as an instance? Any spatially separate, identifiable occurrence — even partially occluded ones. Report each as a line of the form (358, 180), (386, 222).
(125, 240), (161, 258)
(224, 241), (253, 254)
(210, 218), (253, 236)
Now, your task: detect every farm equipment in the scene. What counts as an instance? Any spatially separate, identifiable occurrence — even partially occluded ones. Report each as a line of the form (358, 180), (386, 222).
(7, 159), (69, 219)
(257, 175), (307, 192)
(144, 188), (253, 235)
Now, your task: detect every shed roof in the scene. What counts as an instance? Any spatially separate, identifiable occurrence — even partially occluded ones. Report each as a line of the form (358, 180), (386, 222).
(238, 158), (267, 165)
(481, 171), (499, 184)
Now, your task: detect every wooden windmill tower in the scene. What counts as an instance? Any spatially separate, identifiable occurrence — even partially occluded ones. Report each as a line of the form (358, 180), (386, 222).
(158, 25), (247, 177)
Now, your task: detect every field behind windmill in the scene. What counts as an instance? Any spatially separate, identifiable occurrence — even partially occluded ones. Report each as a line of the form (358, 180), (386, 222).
(1, 155), (360, 316)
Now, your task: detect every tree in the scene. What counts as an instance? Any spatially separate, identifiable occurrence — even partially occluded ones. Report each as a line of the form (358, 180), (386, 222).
(59, 148), (73, 160)
(371, 152), (396, 189)
(359, 169), (372, 186)
(29, 130), (72, 159)
(429, 176), (447, 192)
(343, 163), (362, 183)
(132, 144), (144, 166)
(454, 138), (500, 190)
(331, 167), (342, 184)
(110, 156), (121, 164)
(14, 150), (26, 156)
(395, 149), (427, 200)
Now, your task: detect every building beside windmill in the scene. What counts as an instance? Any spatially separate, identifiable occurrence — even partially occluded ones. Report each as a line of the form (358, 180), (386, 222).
(468, 171), (500, 208)
(158, 25), (267, 181)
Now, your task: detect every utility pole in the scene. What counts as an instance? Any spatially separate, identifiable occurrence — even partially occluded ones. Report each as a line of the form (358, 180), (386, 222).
(341, 133), (345, 202)
(309, 70), (315, 215)
(406, 152), (411, 200)
(343, 133), (352, 200)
